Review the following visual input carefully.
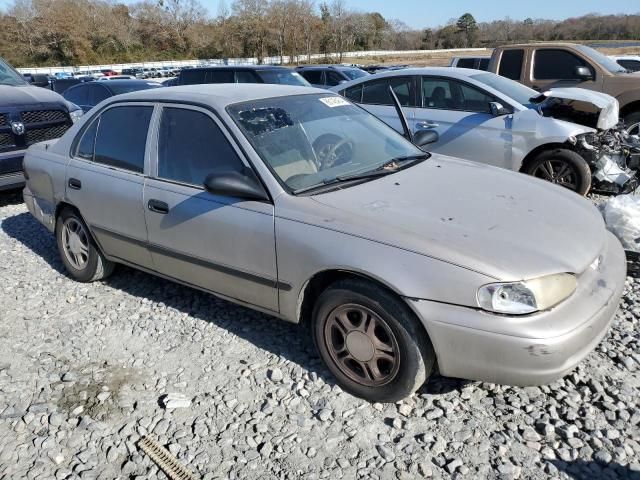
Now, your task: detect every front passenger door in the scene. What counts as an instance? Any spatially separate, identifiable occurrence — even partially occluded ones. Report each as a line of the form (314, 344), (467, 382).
(144, 105), (279, 312)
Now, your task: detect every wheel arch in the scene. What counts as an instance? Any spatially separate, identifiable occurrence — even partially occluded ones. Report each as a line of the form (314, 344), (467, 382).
(519, 142), (576, 173)
(620, 100), (640, 122)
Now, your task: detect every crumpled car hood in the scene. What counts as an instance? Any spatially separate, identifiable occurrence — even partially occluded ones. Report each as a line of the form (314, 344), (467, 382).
(309, 155), (606, 280)
(531, 88), (619, 130)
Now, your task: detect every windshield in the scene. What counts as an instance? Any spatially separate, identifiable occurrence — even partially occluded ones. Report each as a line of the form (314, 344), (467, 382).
(0, 58), (27, 86)
(257, 70), (310, 87)
(228, 94), (425, 193)
(577, 45), (628, 74)
(107, 82), (163, 95)
(341, 68), (368, 80)
(470, 72), (538, 107)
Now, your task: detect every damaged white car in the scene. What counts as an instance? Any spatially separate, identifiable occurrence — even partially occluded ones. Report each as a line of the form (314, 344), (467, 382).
(332, 68), (640, 195)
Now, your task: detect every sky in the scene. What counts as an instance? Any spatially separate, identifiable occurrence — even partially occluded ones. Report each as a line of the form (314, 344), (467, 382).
(0, 0), (637, 29)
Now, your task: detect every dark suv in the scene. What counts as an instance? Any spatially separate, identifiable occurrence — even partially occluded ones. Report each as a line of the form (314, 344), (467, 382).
(295, 65), (368, 88)
(0, 57), (81, 191)
(176, 65), (310, 87)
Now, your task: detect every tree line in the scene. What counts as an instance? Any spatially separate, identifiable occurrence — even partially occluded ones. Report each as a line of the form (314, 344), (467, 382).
(1, 0), (639, 67)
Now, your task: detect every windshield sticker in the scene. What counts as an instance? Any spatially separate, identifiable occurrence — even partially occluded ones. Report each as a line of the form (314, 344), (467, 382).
(320, 97), (350, 108)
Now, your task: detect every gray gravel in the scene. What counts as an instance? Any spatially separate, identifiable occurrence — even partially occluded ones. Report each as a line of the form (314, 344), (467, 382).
(0, 190), (639, 479)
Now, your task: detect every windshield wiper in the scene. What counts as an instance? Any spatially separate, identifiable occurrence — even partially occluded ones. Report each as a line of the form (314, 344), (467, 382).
(292, 153), (429, 195)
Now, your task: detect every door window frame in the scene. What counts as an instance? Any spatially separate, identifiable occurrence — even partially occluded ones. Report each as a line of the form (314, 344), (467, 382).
(69, 101), (158, 177)
(531, 48), (597, 82)
(357, 75), (418, 107)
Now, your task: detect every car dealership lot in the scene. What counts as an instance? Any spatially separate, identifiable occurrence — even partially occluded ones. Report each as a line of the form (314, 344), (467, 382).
(0, 191), (639, 479)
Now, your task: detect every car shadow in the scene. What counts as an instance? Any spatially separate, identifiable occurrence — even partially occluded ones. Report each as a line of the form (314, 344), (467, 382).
(0, 189), (24, 208)
(549, 459), (640, 480)
(3, 210), (468, 400)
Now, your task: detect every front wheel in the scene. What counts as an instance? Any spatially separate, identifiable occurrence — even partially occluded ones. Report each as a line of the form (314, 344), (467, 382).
(523, 148), (591, 195)
(624, 111), (640, 136)
(56, 208), (114, 282)
(312, 279), (434, 403)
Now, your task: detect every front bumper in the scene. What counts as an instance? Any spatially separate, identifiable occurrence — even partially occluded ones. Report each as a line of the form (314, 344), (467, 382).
(0, 150), (26, 191)
(409, 232), (627, 386)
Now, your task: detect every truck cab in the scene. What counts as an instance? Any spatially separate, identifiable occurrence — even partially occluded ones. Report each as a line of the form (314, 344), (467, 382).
(0, 57), (81, 191)
(489, 43), (640, 130)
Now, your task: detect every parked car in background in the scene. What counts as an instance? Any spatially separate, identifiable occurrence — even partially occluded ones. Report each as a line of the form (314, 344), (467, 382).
(295, 65), (369, 88)
(22, 84), (626, 402)
(176, 65), (310, 87)
(50, 76), (93, 94)
(100, 69), (118, 77)
(332, 67), (640, 195)
(449, 56), (491, 70)
(0, 56), (82, 191)
(610, 55), (640, 73)
(54, 71), (74, 79)
(122, 68), (144, 78)
(62, 79), (163, 112)
(97, 75), (136, 81)
(161, 77), (177, 87)
(488, 43), (640, 133)
(361, 65), (410, 74)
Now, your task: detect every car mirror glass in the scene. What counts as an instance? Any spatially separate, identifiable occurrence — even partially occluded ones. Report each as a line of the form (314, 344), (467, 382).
(490, 101), (509, 117)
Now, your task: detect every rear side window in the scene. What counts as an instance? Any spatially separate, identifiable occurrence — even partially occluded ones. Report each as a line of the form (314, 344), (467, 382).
(64, 85), (89, 106)
(235, 70), (260, 83)
(618, 59), (640, 72)
(207, 70), (235, 83)
(299, 70), (322, 84)
(534, 49), (593, 80)
(94, 106), (153, 172)
(456, 58), (476, 69)
(157, 108), (244, 186)
(479, 58), (490, 70)
(361, 77), (413, 106)
(498, 49), (524, 80)
(75, 118), (99, 160)
(325, 71), (345, 87)
(343, 84), (363, 102)
(89, 84), (110, 105)
(178, 69), (206, 85)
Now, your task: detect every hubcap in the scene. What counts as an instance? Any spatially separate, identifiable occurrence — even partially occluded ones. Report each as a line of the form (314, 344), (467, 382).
(324, 304), (400, 387)
(628, 122), (640, 136)
(532, 160), (578, 190)
(61, 218), (89, 270)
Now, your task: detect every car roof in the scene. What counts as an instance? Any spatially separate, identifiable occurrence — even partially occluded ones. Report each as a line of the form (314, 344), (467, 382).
(334, 67), (490, 80)
(107, 83), (329, 107)
(297, 64), (357, 70)
(186, 65), (290, 72)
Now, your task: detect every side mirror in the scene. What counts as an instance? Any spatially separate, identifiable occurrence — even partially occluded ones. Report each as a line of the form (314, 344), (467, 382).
(30, 73), (50, 87)
(489, 101), (510, 117)
(413, 129), (439, 149)
(574, 66), (593, 81)
(204, 169), (269, 202)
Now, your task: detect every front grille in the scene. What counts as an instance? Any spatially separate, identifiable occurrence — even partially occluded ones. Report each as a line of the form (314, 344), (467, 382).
(25, 124), (70, 146)
(21, 110), (68, 124)
(0, 155), (22, 176)
(0, 133), (14, 148)
(0, 114), (7, 127)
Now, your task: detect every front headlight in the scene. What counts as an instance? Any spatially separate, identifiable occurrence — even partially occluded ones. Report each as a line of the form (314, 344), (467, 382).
(69, 109), (84, 123)
(477, 273), (576, 315)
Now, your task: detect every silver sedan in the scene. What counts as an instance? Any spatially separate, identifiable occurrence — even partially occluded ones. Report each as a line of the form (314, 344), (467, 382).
(23, 85), (626, 402)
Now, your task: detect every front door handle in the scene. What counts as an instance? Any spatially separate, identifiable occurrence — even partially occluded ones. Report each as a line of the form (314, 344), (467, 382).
(68, 178), (81, 190)
(416, 121), (439, 129)
(147, 199), (169, 214)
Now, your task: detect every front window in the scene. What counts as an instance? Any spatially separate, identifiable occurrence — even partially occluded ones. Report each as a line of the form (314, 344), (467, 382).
(533, 49), (595, 80)
(471, 72), (537, 107)
(256, 69), (310, 86)
(0, 58), (27, 86)
(228, 94), (425, 193)
(576, 45), (627, 74)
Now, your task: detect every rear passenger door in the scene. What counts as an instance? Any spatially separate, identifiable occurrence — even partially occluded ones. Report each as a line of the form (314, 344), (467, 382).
(415, 76), (512, 168)
(342, 76), (416, 133)
(66, 104), (155, 268)
(144, 105), (279, 312)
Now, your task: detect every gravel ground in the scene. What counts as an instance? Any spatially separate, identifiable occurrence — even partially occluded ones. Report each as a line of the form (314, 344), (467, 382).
(0, 189), (639, 480)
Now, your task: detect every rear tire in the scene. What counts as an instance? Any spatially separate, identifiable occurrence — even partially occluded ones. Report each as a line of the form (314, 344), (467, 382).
(311, 278), (435, 403)
(56, 208), (114, 282)
(523, 148), (591, 195)
(624, 111), (640, 136)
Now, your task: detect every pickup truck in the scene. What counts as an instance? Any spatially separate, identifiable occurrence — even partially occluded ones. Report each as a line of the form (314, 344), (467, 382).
(488, 43), (640, 133)
(0, 57), (83, 191)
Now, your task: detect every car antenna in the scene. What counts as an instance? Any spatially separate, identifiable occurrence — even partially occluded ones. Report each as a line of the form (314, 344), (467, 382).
(388, 85), (413, 143)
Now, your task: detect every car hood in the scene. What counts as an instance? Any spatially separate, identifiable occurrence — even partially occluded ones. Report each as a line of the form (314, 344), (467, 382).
(308, 155), (606, 280)
(531, 88), (619, 130)
(0, 85), (67, 109)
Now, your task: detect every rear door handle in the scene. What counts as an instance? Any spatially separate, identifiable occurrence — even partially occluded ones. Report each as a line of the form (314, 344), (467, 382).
(416, 121), (439, 129)
(68, 178), (81, 190)
(147, 199), (169, 214)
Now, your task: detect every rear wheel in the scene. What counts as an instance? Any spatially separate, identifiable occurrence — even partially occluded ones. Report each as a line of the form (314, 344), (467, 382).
(624, 111), (640, 136)
(524, 148), (591, 195)
(312, 278), (434, 402)
(56, 208), (114, 282)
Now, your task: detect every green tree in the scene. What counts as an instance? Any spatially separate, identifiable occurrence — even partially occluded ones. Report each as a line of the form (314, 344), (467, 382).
(456, 12), (477, 47)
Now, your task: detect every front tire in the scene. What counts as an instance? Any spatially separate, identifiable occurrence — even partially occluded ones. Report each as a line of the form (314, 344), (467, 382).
(56, 208), (114, 282)
(624, 111), (640, 136)
(523, 148), (591, 195)
(312, 279), (434, 403)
